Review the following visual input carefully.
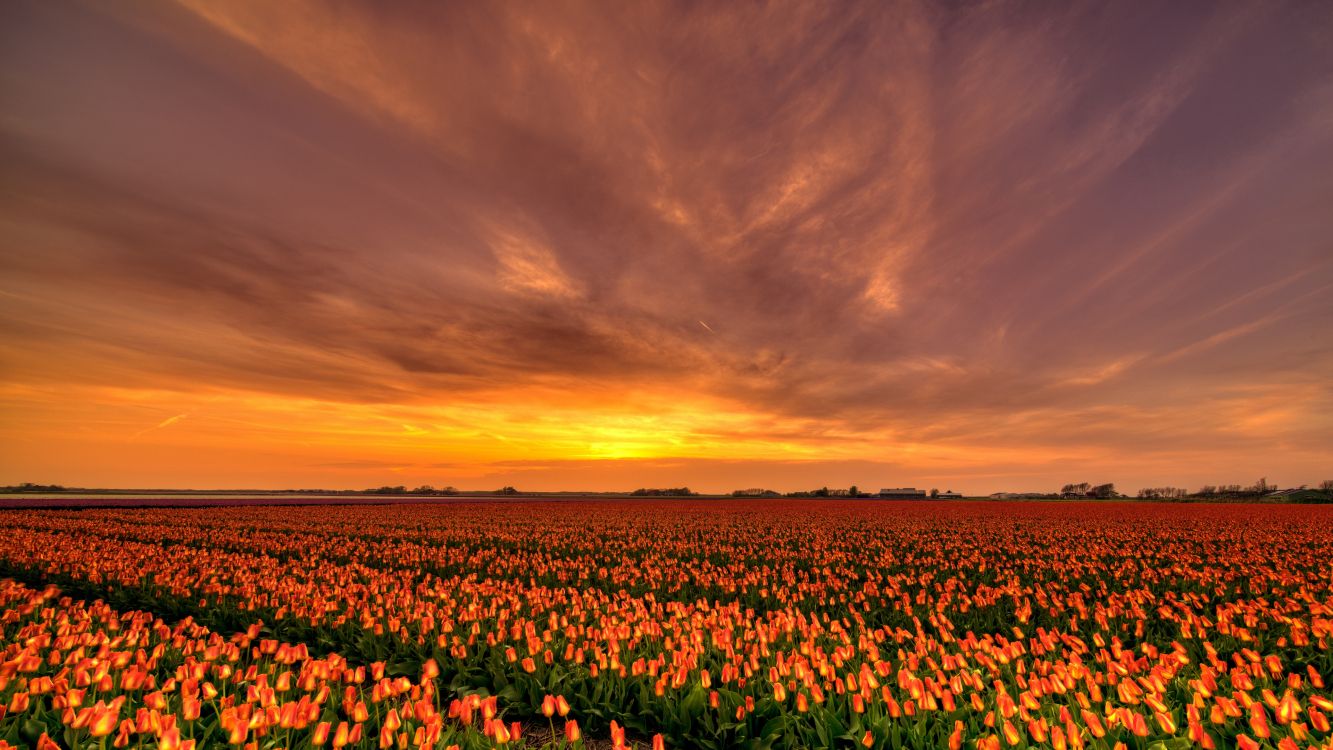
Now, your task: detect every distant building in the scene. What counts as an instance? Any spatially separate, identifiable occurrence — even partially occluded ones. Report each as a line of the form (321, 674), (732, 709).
(1266, 488), (1330, 503)
(879, 487), (927, 499)
(937, 490), (963, 499)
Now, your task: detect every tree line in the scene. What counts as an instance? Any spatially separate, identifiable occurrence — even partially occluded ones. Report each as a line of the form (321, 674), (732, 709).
(1058, 482), (1119, 498)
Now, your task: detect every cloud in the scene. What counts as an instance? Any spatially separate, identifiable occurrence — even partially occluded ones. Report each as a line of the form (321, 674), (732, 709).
(133, 413), (191, 439)
(488, 225), (582, 299)
(0, 0), (1331, 491)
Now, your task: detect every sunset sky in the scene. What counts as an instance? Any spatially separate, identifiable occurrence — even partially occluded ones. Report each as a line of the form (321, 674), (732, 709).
(2, 1), (1331, 494)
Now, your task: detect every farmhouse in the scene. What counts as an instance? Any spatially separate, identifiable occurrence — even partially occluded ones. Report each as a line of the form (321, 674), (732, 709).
(938, 490), (964, 499)
(879, 487), (927, 499)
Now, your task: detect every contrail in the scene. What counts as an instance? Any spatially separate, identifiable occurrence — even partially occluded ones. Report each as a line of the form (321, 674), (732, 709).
(134, 413), (189, 438)
(698, 320), (715, 333)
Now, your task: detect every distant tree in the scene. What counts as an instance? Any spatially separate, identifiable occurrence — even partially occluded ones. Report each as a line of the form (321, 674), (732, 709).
(632, 487), (694, 496)
(1060, 482), (1091, 497)
(929, 488), (940, 498)
(848, 485), (859, 498)
(1248, 477), (1273, 495)
(1138, 486), (1187, 500)
(1089, 483), (1117, 499)
(496, 486), (519, 495)
(440, 486), (459, 496)
(411, 485), (436, 494)
(1319, 480), (1333, 492)
(1194, 485), (1218, 497)
(813, 486), (830, 497)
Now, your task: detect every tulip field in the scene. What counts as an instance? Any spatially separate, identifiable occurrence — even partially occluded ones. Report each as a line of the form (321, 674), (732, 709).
(0, 500), (1330, 750)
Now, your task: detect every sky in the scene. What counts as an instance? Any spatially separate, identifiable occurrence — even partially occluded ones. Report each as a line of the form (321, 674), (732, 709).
(1, 1), (1331, 495)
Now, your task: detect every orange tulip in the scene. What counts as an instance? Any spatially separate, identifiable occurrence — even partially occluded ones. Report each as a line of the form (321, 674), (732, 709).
(331, 721), (349, 749)
(90, 704), (119, 738)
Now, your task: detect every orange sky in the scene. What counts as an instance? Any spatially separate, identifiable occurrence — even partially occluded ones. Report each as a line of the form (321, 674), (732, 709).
(2, 1), (1331, 494)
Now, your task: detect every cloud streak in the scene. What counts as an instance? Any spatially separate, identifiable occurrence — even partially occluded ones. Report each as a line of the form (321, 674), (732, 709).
(134, 413), (189, 438)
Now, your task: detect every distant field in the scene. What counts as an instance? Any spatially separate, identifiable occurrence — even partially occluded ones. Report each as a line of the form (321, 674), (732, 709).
(0, 493), (608, 509)
(1, 500), (1330, 749)
(2, 492), (1311, 510)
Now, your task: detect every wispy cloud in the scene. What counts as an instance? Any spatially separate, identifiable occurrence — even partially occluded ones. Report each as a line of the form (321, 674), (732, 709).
(134, 413), (189, 438)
